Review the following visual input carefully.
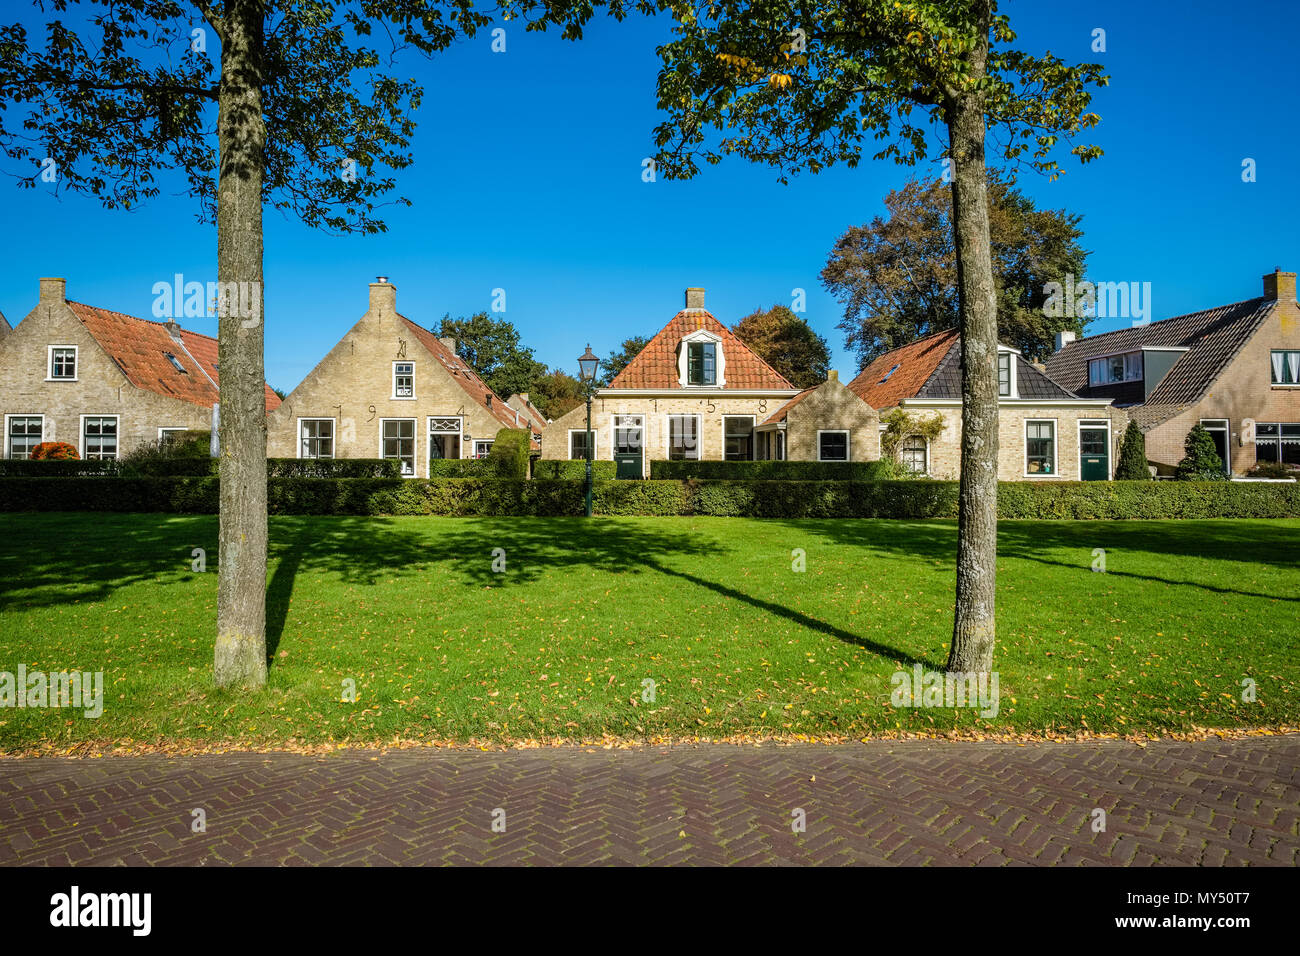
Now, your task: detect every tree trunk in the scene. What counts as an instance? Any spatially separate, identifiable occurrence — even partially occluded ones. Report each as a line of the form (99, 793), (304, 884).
(944, 16), (999, 676)
(213, 0), (268, 689)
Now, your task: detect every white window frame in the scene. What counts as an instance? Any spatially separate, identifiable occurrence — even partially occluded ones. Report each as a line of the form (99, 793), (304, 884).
(1199, 418), (1231, 473)
(1076, 419), (1112, 480)
(1087, 351), (1143, 386)
(473, 439), (494, 459)
(996, 349), (1018, 398)
(5, 414), (45, 459)
(46, 345), (78, 382)
(900, 434), (929, 475)
(379, 417), (417, 477)
(666, 413), (702, 460)
(677, 329), (726, 388)
(392, 361), (416, 400)
(297, 417), (337, 459)
(1023, 418), (1058, 478)
(1270, 350), (1300, 387)
(817, 429), (850, 462)
(722, 414), (756, 461)
(568, 428), (597, 460)
(79, 414), (121, 461)
(428, 415), (464, 462)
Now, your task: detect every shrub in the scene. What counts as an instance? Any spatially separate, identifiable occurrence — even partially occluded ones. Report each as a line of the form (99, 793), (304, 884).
(30, 442), (79, 460)
(3, 476), (1297, 519)
(531, 459), (618, 480)
(487, 428), (531, 479)
(1245, 460), (1298, 480)
(1114, 421), (1150, 480)
(1176, 424), (1227, 480)
(0, 458), (116, 477)
(648, 459), (891, 481)
(428, 458), (501, 477)
(267, 458), (401, 478)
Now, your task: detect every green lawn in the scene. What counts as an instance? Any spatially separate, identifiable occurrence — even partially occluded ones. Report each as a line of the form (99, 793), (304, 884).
(1, 513), (1296, 752)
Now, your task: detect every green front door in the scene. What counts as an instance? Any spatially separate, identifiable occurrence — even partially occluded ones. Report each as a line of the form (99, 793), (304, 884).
(613, 414), (644, 479)
(1079, 426), (1109, 481)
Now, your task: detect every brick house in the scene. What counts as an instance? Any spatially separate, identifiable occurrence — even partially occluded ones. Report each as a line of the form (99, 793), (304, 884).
(266, 278), (537, 476)
(1045, 269), (1300, 476)
(540, 288), (828, 474)
(848, 329), (1126, 480)
(0, 277), (280, 460)
(755, 370), (880, 462)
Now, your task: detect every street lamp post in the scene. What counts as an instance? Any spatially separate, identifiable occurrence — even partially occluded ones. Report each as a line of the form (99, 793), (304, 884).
(577, 345), (600, 517)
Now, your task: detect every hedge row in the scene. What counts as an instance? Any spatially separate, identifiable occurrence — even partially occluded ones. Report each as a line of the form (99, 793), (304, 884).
(649, 459), (892, 481)
(531, 459), (618, 480)
(3, 477), (1298, 519)
(266, 458), (400, 479)
(0, 457), (399, 479)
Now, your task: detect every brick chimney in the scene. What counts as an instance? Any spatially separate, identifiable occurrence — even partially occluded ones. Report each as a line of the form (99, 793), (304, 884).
(685, 287), (706, 310)
(369, 276), (396, 316)
(1263, 268), (1296, 302)
(827, 370), (838, 382)
(440, 336), (457, 354)
(1054, 330), (1076, 351)
(39, 277), (66, 304)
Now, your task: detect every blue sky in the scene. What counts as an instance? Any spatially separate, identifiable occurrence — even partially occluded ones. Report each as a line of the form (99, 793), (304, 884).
(2, 0), (1298, 393)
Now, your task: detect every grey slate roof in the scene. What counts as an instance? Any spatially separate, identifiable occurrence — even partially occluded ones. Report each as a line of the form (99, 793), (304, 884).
(1044, 297), (1276, 428)
(913, 339), (1081, 401)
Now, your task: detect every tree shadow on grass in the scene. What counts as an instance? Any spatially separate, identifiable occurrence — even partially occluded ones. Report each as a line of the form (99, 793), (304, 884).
(784, 517), (1300, 603)
(260, 515), (930, 669)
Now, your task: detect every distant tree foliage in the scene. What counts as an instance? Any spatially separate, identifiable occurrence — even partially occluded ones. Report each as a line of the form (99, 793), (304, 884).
(599, 336), (650, 386)
(822, 175), (1091, 367)
(529, 368), (585, 419)
(731, 305), (831, 388)
(437, 312), (548, 402)
(1114, 421), (1151, 480)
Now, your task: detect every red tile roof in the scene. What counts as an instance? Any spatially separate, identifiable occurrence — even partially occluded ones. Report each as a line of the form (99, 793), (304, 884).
(608, 310), (794, 390)
(847, 329), (959, 409)
(68, 302), (281, 412)
(400, 317), (540, 447)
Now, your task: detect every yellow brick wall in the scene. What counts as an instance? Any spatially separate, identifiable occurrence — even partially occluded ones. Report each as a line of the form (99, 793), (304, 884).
(0, 299), (212, 458)
(267, 304), (516, 475)
(1142, 298), (1300, 473)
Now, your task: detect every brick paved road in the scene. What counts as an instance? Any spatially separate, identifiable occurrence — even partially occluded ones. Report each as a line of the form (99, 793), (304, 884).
(1, 738), (1296, 865)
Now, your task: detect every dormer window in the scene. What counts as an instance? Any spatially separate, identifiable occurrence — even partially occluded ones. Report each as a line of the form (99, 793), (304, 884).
(47, 346), (77, 381)
(164, 352), (187, 374)
(1088, 351), (1142, 386)
(687, 341), (715, 385)
(677, 329), (725, 387)
(997, 352), (1012, 397)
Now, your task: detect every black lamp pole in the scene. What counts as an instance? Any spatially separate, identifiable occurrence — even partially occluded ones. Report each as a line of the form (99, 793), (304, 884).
(577, 345), (600, 517)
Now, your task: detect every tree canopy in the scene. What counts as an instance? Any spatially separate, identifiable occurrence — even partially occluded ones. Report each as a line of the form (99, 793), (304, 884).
(732, 305), (830, 387)
(437, 311), (549, 402)
(598, 335), (650, 386)
(823, 174), (1091, 366)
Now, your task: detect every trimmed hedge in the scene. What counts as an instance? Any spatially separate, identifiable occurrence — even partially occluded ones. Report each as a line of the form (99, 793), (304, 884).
(649, 459), (892, 481)
(0, 459), (119, 477)
(531, 459), (618, 480)
(429, 428), (532, 478)
(267, 458), (400, 479)
(3, 477), (1298, 519)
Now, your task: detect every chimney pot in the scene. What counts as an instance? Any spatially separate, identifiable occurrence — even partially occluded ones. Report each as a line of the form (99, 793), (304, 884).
(369, 278), (396, 316)
(1054, 330), (1077, 352)
(39, 277), (67, 304)
(1263, 269), (1296, 302)
(685, 287), (706, 310)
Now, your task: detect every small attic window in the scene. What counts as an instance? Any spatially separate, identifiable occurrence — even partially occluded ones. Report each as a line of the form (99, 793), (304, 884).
(880, 364), (900, 383)
(164, 352), (187, 374)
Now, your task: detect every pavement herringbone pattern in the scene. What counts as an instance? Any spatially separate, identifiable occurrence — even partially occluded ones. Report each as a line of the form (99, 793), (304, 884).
(1, 738), (1297, 866)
